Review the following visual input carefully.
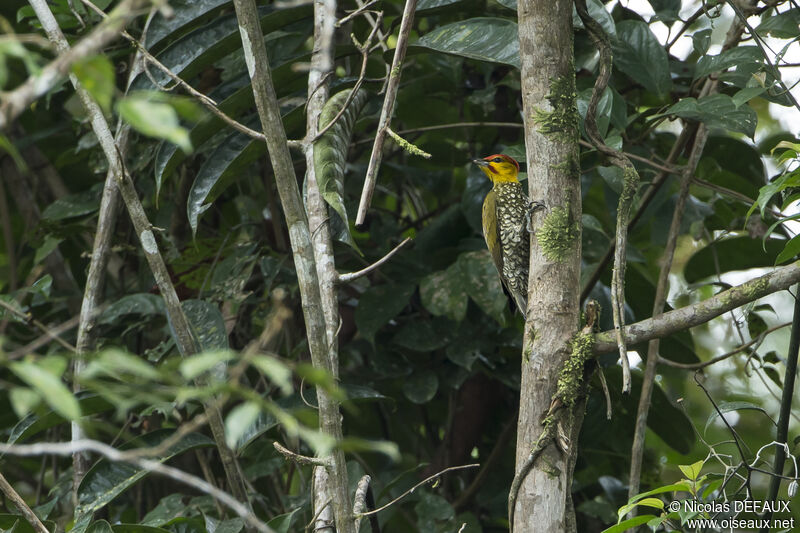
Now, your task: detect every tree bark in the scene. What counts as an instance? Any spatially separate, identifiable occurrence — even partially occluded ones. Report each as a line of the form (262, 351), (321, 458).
(514, 1), (582, 531)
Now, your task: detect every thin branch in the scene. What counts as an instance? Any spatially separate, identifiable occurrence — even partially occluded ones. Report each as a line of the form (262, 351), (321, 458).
(0, 299), (77, 353)
(355, 0), (417, 226)
(0, 473), (50, 533)
(337, 0), (379, 26)
(273, 442), (329, 467)
(358, 464), (478, 517)
(577, 139), (679, 174)
(6, 313), (83, 360)
(0, 440), (275, 533)
(0, 0), (147, 130)
(337, 237), (412, 283)
(593, 260), (800, 354)
(79, 0), (267, 143)
(657, 322), (790, 370)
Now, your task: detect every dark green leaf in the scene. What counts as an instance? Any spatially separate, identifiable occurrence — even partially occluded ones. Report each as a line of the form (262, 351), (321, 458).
(694, 47), (762, 80)
(6, 394), (112, 447)
(420, 267), (468, 322)
(572, 0), (617, 37)
(776, 233), (800, 264)
(355, 284), (414, 342)
(611, 20), (671, 96)
(99, 294), (165, 326)
(756, 8), (800, 38)
(41, 184), (102, 221)
(267, 508), (302, 533)
(76, 430), (214, 519)
(684, 237), (784, 283)
(456, 250), (507, 324)
(413, 18), (520, 68)
(145, 0), (232, 50)
(661, 94), (757, 137)
(182, 299), (229, 352)
(402, 372), (439, 404)
(703, 401), (774, 434)
(692, 29), (712, 55)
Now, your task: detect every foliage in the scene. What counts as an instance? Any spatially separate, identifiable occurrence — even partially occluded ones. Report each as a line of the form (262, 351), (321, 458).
(2, 0), (800, 531)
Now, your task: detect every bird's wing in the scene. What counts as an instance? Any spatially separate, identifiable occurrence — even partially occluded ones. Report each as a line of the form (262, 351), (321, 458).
(482, 189), (504, 276)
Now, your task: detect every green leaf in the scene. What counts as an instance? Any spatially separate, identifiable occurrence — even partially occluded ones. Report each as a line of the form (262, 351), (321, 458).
(87, 520), (114, 533)
(354, 283), (414, 342)
(402, 372), (439, 404)
(9, 361), (81, 421)
(703, 401), (773, 434)
(41, 184), (102, 221)
(420, 268), (468, 322)
(417, 0), (464, 11)
(732, 86), (766, 108)
(313, 88), (369, 250)
(83, 349), (162, 381)
(76, 430), (214, 519)
(118, 93), (192, 153)
(224, 401), (262, 449)
(8, 388), (39, 420)
(755, 8), (800, 38)
(572, 0), (617, 37)
(617, 497), (664, 520)
(72, 55), (114, 114)
(98, 293), (165, 326)
(776, 233), (800, 264)
(678, 460), (704, 481)
(141, 494), (188, 526)
(6, 394), (113, 447)
(251, 355), (293, 395)
(684, 237), (784, 283)
(33, 236), (62, 265)
(266, 508), (302, 533)
(661, 94), (757, 137)
(694, 47), (762, 80)
(611, 20), (671, 96)
(456, 250), (507, 324)
(748, 170), (800, 220)
(600, 515), (656, 533)
(182, 299), (229, 352)
(179, 350), (236, 381)
(413, 18), (520, 68)
(145, 0), (233, 50)
(692, 29), (712, 55)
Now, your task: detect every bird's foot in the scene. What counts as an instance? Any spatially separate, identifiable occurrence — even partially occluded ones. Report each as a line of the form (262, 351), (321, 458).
(525, 200), (546, 232)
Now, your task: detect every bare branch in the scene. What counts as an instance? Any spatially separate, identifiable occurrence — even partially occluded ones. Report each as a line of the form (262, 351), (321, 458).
(0, 473), (51, 533)
(593, 260), (800, 353)
(337, 237), (412, 283)
(355, 0), (417, 226)
(0, 440), (275, 533)
(0, 0), (147, 130)
(351, 475), (371, 532)
(358, 464), (479, 517)
(0, 299), (77, 353)
(273, 441), (329, 467)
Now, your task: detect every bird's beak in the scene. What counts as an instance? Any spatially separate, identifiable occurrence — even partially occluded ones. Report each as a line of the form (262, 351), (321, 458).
(472, 159), (489, 167)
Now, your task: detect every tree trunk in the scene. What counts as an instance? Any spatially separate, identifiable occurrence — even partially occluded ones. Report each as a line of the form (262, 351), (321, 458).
(514, 0), (583, 531)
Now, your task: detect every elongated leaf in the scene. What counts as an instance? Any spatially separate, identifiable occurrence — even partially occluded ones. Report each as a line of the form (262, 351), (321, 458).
(145, 0), (232, 50)
(131, 5), (312, 91)
(354, 283), (415, 342)
(99, 293), (165, 326)
(224, 401), (261, 449)
(6, 394), (112, 448)
(72, 55), (114, 114)
(456, 250), (507, 324)
(9, 361), (80, 421)
(661, 94), (757, 137)
(183, 299), (228, 351)
(76, 430), (214, 519)
(413, 18), (520, 68)
(756, 8), (800, 38)
(118, 93), (192, 152)
(313, 88), (369, 250)
(611, 20), (671, 96)
(694, 47), (762, 80)
(572, 0), (617, 37)
(703, 401), (773, 433)
(187, 107), (303, 235)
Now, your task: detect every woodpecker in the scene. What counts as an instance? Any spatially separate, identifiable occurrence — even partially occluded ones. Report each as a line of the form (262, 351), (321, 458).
(472, 154), (530, 318)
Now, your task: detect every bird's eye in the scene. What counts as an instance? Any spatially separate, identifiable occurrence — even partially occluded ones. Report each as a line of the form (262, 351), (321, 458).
(493, 157), (503, 163)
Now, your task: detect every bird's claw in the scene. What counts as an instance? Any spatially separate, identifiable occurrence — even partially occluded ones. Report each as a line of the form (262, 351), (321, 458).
(525, 200), (546, 232)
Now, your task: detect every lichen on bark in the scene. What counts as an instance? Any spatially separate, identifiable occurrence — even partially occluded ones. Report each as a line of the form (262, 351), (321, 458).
(535, 205), (580, 262)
